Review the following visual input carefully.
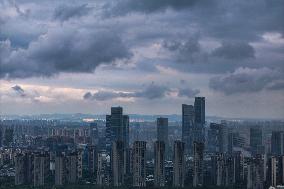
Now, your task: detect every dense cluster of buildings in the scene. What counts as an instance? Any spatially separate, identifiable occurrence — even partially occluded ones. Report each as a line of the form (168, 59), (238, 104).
(0, 97), (284, 188)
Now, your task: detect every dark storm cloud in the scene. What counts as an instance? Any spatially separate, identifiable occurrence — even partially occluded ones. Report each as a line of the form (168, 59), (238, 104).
(0, 28), (132, 79)
(11, 85), (26, 97)
(54, 4), (92, 22)
(178, 87), (200, 98)
(209, 67), (284, 95)
(84, 83), (171, 101)
(108, 0), (202, 15)
(212, 42), (255, 60)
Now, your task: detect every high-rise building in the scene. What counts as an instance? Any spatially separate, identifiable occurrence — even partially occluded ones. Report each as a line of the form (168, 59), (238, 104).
(3, 128), (13, 146)
(154, 141), (165, 187)
(194, 97), (206, 144)
(0, 127), (2, 147)
(208, 123), (228, 153)
(247, 155), (264, 189)
(90, 122), (99, 146)
(250, 127), (263, 155)
(278, 155), (284, 185)
(15, 152), (34, 186)
(132, 141), (146, 187)
(157, 117), (168, 157)
(173, 141), (185, 188)
(194, 97), (205, 125)
(271, 131), (284, 156)
(182, 104), (194, 154)
(267, 156), (277, 187)
(33, 152), (50, 187)
(111, 140), (125, 186)
(106, 107), (129, 154)
(87, 145), (97, 178)
(97, 152), (110, 186)
(193, 142), (204, 187)
(55, 153), (66, 185)
(55, 151), (81, 185)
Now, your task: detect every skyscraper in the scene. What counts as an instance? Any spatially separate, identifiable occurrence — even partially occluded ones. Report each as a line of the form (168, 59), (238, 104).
(173, 141), (185, 188)
(157, 117), (168, 157)
(193, 142), (204, 187)
(250, 127), (263, 155)
(87, 145), (97, 178)
(247, 155), (264, 189)
(208, 123), (228, 153)
(182, 104), (194, 154)
(267, 156), (277, 187)
(89, 122), (99, 146)
(106, 107), (129, 154)
(271, 131), (284, 156)
(132, 141), (146, 187)
(194, 97), (205, 125)
(111, 140), (125, 186)
(154, 141), (165, 187)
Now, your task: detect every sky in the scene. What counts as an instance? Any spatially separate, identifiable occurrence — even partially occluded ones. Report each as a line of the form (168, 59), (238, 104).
(0, 0), (284, 118)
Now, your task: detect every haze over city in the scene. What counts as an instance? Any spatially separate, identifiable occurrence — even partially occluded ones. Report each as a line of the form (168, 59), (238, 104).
(0, 1), (284, 189)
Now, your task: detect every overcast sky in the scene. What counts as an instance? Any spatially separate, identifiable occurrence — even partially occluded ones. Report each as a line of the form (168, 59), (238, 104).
(0, 0), (284, 118)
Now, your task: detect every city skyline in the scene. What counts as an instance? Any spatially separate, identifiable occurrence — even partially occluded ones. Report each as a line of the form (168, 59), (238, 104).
(0, 0), (283, 118)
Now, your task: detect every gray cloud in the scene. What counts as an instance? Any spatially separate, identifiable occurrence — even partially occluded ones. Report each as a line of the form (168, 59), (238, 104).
(178, 87), (200, 98)
(11, 85), (26, 97)
(54, 4), (92, 22)
(84, 83), (171, 101)
(108, 0), (202, 15)
(0, 28), (132, 79)
(212, 42), (255, 60)
(209, 67), (284, 95)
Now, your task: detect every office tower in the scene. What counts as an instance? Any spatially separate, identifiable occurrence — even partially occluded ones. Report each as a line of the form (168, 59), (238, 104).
(66, 152), (79, 184)
(157, 117), (168, 157)
(33, 152), (50, 187)
(194, 97), (205, 125)
(250, 127), (263, 155)
(87, 145), (97, 178)
(271, 131), (284, 156)
(112, 141), (125, 186)
(182, 104), (194, 154)
(97, 152), (109, 186)
(106, 107), (129, 153)
(90, 122), (99, 146)
(193, 141), (204, 187)
(154, 141), (165, 187)
(194, 97), (206, 144)
(208, 123), (228, 153)
(173, 141), (185, 188)
(267, 156), (277, 187)
(247, 155), (264, 189)
(132, 141), (146, 187)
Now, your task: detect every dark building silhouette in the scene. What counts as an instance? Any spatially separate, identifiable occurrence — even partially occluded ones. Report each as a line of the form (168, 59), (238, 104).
(193, 142), (204, 187)
(132, 141), (147, 187)
(154, 141), (165, 187)
(173, 140), (185, 188)
(157, 117), (169, 158)
(271, 131), (284, 156)
(182, 104), (194, 154)
(250, 127), (263, 155)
